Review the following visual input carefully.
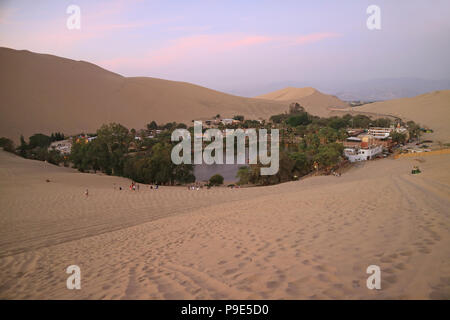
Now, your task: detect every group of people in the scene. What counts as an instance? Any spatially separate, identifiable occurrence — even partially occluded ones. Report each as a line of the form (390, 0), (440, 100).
(114, 182), (160, 190)
(187, 183), (203, 191)
(129, 182), (140, 191)
(86, 181), (162, 197)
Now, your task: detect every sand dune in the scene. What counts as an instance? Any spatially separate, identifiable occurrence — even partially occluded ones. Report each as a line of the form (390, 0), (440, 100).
(353, 90), (450, 142)
(0, 47), (287, 142)
(0, 150), (449, 299)
(256, 87), (349, 117)
(256, 87), (318, 100)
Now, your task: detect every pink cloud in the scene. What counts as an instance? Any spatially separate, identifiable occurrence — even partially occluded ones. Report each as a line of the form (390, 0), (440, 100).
(290, 32), (341, 45)
(99, 32), (341, 72)
(100, 33), (273, 71)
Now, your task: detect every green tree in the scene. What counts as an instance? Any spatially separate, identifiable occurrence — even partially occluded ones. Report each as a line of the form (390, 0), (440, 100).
(287, 113), (311, 127)
(209, 174), (224, 186)
(50, 132), (65, 142)
(288, 102), (305, 114)
(147, 121), (158, 131)
(406, 121), (421, 139)
(236, 166), (250, 185)
(352, 115), (372, 128)
(328, 117), (347, 130)
(0, 137), (15, 153)
(313, 143), (343, 168)
(372, 118), (392, 128)
(96, 123), (132, 175)
(17, 135), (28, 157)
(29, 133), (51, 149)
(270, 113), (289, 124)
(391, 131), (407, 144)
(289, 152), (311, 176)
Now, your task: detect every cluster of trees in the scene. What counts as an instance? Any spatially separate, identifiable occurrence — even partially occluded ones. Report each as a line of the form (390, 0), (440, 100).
(50, 132), (65, 142)
(390, 131), (407, 144)
(146, 121), (187, 132)
(236, 103), (426, 186)
(1, 105), (424, 189)
(70, 123), (195, 185)
(237, 103), (350, 185)
(271, 108), (394, 131)
(12, 133), (66, 165)
(237, 142), (345, 186)
(406, 121), (421, 139)
(123, 143), (195, 185)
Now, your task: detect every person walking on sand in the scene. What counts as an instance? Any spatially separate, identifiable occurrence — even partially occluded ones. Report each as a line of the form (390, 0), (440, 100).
(85, 189), (89, 198)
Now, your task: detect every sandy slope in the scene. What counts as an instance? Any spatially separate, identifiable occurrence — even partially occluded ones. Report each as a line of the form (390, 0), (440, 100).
(353, 90), (450, 143)
(0, 47), (287, 142)
(255, 87), (349, 117)
(0, 150), (449, 299)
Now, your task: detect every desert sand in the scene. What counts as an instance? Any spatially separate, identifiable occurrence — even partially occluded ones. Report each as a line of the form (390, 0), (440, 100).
(0, 149), (449, 299)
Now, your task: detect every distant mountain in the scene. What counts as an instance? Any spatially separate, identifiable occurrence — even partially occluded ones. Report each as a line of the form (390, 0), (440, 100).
(333, 78), (450, 101)
(227, 78), (450, 102)
(255, 87), (349, 117)
(0, 47), (289, 141)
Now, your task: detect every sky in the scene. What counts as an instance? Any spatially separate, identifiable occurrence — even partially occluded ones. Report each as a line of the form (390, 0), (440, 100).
(1, 0), (449, 95)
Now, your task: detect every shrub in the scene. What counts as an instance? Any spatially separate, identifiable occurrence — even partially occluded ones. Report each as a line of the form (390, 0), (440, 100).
(209, 174), (224, 186)
(0, 137), (15, 153)
(236, 166), (250, 185)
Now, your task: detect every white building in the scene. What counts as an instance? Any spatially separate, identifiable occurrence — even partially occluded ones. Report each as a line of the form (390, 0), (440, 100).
(48, 139), (72, 155)
(368, 125), (409, 140)
(344, 145), (383, 162)
(367, 127), (391, 139)
(221, 119), (233, 125)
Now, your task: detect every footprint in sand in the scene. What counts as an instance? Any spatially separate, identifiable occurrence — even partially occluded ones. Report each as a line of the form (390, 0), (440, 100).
(223, 268), (238, 276)
(266, 281), (279, 289)
(394, 263), (406, 270)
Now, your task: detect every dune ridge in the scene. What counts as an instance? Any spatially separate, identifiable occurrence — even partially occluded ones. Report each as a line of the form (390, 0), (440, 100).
(255, 86), (349, 117)
(0, 47), (288, 142)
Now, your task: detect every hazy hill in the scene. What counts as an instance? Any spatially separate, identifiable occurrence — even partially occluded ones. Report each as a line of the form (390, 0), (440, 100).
(334, 78), (450, 101)
(0, 47), (288, 141)
(255, 87), (349, 117)
(354, 90), (450, 142)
